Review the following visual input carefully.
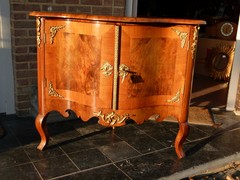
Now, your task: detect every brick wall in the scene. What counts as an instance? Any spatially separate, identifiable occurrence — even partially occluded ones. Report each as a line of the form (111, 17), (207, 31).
(10, 0), (126, 116)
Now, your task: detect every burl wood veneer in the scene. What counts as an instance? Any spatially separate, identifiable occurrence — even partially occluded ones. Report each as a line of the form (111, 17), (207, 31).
(30, 11), (206, 159)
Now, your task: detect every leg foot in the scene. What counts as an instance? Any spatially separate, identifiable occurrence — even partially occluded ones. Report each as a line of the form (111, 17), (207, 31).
(35, 114), (48, 150)
(175, 122), (189, 159)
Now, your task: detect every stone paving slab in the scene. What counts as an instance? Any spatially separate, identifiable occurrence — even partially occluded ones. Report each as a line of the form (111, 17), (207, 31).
(160, 152), (240, 180)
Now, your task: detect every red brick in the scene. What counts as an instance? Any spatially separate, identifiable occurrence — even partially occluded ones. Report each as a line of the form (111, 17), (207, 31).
(15, 54), (37, 63)
(16, 70), (37, 79)
(114, 0), (125, 6)
(29, 29), (36, 37)
(29, 46), (37, 53)
(15, 38), (36, 46)
(28, 0), (53, 2)
(16, 79), (29, 87)
(12, 4), (41, 12)
(56, 0), (79, 4)
(15, 63), (28, 70)
(92, 7), (112, 15)
(68, 6), (91, 13)
(104, 0), (113, 6)
(17, 101), (32, 109)
(81, 0), (103, 5)
(13, 21), (36, 29)
(17, 94), (30, 101)
(17, 86), (33, 94)
(42, 5), (67, 12)
(15, 47), (28, 53)
(29, 78), (37, 85)
(113, 7), (125, 16)
(13, 13), (27, 20)
(14, 30), (28, 37)
(29, 62), (37, 69)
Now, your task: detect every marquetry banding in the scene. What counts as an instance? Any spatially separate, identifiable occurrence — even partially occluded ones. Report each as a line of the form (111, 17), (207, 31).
(112, 26), (120, 110)
(37, 17), (41, 47)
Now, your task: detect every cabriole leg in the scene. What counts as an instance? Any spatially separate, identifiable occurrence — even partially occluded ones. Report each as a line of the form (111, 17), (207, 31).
(35, 114), (48, 150)
(175, 122), (189, 159)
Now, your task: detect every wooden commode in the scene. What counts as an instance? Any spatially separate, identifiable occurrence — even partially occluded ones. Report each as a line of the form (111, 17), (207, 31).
(30, 11), (206, 159)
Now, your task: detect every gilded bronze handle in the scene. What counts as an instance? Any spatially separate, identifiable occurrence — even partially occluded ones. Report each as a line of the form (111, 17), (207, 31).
(119, 64), (137, 83)
(119, 64), (143, 83)
(101, 62), (113, 76)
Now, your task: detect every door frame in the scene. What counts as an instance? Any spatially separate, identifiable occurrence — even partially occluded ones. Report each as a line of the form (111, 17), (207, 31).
(226, 15), (240, 111)
(0, 0), (15, 114)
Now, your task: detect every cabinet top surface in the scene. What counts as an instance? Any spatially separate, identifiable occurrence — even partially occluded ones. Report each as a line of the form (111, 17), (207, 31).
(29, 11), (206, 25)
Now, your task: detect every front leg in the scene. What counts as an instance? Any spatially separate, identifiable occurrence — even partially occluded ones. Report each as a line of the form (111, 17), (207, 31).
(175, 122), (189, 159)
(35, 114), (49, 150)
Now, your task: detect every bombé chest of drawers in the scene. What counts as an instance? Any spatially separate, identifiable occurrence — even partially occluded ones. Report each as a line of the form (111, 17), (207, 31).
(30, 11), (205, 159)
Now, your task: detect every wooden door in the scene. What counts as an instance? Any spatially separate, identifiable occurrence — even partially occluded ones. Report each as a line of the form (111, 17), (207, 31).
(43, 19), (115, 119)
(118, 24), (191, 112)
